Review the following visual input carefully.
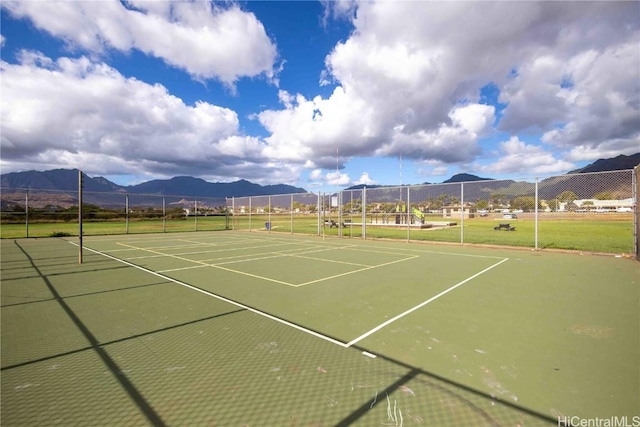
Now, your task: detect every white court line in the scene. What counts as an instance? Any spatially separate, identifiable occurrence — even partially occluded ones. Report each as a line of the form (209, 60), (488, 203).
(117, 242), (297, 286)
(153, 246), (331, 271)
(73, 239), (509, 350)
(296, 255), (419, 287)
(71, 242), (349, 348)
(344, 257), (509, 347)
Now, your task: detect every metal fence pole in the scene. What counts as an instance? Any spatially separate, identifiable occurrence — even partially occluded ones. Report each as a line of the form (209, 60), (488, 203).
(349, 190), (353, 238)
(317, 193), (321, 236)
(194, 200), (198, 231)
(162, 196), (166, 233)
(78, 171), (83, 263)
(249, 196), (252, 231)
(268, 196), (271, 233)
(125, 194), (129, 234)
(290, 194), (294, 234)
(362, 187), (367, 240)
(321, 193), (325, 239)
(460, 182), (464, 244)
(338, 191), (342, 238)
(634, 165), (639, 260)
(535, 178), (539, 250)
(406, 186), (410, 242)
(25, 189), (29, 238)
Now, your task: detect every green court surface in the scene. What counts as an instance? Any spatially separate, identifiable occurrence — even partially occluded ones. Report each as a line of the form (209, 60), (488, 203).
(1, 231), (638, 426)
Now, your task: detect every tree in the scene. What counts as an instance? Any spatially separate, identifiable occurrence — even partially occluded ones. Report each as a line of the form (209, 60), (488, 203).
(489, 192), (506, 209)
(593, 192), (613, 200)
(510, 196), (538, 211)
(475, 200), (489, 210)
(557, 191), (577, 202)
(544, 199), (560, 211)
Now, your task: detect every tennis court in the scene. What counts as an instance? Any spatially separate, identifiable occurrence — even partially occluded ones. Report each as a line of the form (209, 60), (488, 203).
(2, 231), (638, 426)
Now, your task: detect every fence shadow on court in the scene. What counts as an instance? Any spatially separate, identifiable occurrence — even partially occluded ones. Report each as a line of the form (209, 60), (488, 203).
(1, 238), (573, 426)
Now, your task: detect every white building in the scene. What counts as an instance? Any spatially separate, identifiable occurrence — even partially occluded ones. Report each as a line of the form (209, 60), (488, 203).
(559, 198), (634, 212)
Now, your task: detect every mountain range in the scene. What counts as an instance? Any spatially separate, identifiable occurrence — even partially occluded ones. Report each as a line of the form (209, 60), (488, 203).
(1, 153), (638, 207)
(1, 169), (306, 198)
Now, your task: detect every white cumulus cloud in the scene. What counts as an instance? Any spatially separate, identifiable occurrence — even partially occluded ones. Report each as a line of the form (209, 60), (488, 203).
(1, 0), (278, 85)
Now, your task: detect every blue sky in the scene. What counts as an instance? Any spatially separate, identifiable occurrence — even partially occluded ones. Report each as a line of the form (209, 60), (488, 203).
(1, 1), (638, 192)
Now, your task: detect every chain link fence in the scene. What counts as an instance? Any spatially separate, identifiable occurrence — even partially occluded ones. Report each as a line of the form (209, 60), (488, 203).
(226, 169), (637, 256)
(0, 189), (229, 237)
(2, 169), (637, 255)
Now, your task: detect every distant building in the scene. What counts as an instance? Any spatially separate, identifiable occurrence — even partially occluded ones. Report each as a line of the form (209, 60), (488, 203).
(442, 205), (476, 219)
(560, 198), (633, 212)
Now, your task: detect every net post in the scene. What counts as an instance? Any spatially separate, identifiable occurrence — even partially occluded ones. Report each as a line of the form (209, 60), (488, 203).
(78, 170), (83, 264)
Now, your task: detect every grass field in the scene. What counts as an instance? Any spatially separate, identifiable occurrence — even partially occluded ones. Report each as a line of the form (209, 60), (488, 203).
(2, 231), (638, 426)
(1, 213), (635, 254)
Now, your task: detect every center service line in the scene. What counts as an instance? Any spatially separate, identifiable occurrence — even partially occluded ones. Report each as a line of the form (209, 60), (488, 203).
(345, 257), (510, 348)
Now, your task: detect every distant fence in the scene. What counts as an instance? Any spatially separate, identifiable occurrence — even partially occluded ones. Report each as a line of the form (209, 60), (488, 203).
(0, 189), (230, 236)
(227, 169), (638, 256)
(1, 169), (638, 256)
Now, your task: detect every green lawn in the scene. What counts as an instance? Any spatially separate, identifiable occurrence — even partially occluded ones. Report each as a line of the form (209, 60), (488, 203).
(1, 214), (634, 254)
(0, 216), (228, 239)
(232, 214), (635, 254)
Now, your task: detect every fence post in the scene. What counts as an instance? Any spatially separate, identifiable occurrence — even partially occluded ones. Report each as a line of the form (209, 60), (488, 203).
(317, 193), (320, 236)
(162, 196), (166, 233)
(268, 196), (271, 233)
(194, 200), (198, 231)
(406, 186), (410, 242)
(634, 165), (639, 260)
(291, 194), (294, 234)
(321, 193), (325, 239)
(460, 182), (464, 244)
(78, 171), (83, 264)
(25, 189), (29, 238)
(535, 178), (539, 250)
(362, 187), (367, 240)
(338, 191), (343, 238)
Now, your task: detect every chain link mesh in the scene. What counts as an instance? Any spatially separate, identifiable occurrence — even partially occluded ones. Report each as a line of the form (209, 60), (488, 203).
(1, 169), (636, 254)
